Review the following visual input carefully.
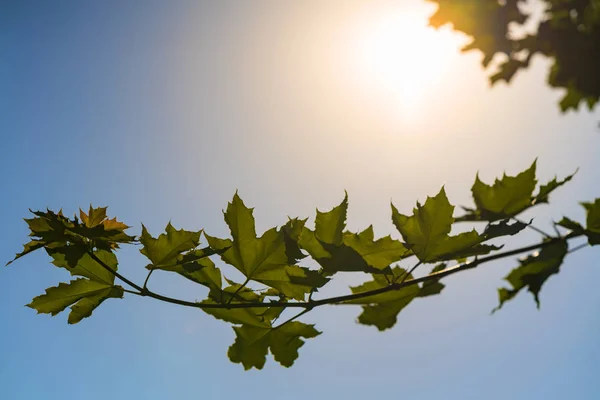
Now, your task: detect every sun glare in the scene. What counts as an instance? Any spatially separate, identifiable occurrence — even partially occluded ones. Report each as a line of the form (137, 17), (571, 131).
(354, 9), (463, 118)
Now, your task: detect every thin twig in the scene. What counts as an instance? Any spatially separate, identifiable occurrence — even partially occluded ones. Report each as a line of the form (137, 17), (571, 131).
(123, 288), (142, 295)
(512, 217), (551, 238)
(568, 242), (589, 254)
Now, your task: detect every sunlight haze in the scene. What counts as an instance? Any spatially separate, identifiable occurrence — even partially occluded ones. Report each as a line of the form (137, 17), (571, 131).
(1, 1), (599, 399)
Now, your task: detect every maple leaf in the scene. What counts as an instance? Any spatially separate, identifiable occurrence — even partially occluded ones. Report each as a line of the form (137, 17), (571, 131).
(557, 199), (600, 245)
(27, 279), (124, 324)
(343, 226), (408, 270)
(47, 248), (118, 284)
(392, 188), (498, 263)
(139, 223), (201, 267)
(314, 192), (347, 245)
(298, 195), (407, 274)
(494, 240), (568, 312)
(212, 193), (326, 300)
(346, 266), (446, 331)
(228, 322), (320, 370)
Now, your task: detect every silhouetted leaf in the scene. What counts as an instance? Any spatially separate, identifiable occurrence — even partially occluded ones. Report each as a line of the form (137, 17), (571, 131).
(217, 194), (325, 299)
(47, 248), (117, 284)
(471, 161), (537, 221)
(314, 193), (347, 245)
(343, 226), (408, 270)
(27, 278), (123, 324)
(140, 223), (201, 267)
(392, 188), (496, 262)
(428, 0), (600, 111)
(494, 240), (568, 312)
(282, 218), (308, 264)
(557, 199), (600, 245)
(582, 199), (600, 234)
(534, 171), (577, 205)
(483, 219), (528, 240)
(346, 267), (427, 330)
(228, 322), (320, 370)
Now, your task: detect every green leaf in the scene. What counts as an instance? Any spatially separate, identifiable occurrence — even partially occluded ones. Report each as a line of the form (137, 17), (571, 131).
(533, 170), (577, 205)
(556, 216), (584, 232)
(282, 218), (308, 264)
(47, 248), (118, 284)
(252, 265), (329, 301)
(582, 199), (600, 234)
(306, 236), (377, 275)
(217, 194), (325, 298)
(201, 284), (271, 328)
(483, 219), (528, 240)
(8, 210), (75, 264)
(494, 240), (568, 312)
(201, 300), (271, 328)
(154, 256), (223, 297)
(8, 207), (134, 266)
(557, 200), (600, 245)
(297, 227), (332, 260)
(68, 286), (124, 324)
(470, 161), (537, 221)
(221, 194), (287, 278)
(140, 223), (201, 267)
(346, 267), (420, 331)
(228, 322), (320, 370)
(392, 188), (495, 262)
(27, 278), (124, 324)
(343, 226), (408, 270)
(204, 233), (233, 253)
(560, 85), (585, 112)
(71, 207), (135, 247)
(79, 205), (108, 228)
(418, 263), (447, 297)
(314, 193), (348, 245)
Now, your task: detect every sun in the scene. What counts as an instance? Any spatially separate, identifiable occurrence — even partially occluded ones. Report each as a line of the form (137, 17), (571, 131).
(353, 8), (463, 116)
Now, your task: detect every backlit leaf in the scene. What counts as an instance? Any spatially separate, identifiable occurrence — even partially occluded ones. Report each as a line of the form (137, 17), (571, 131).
(494, 239), (568, 312)
(79, 205), (108, 228)
(343, 226), (408, 270)
(282, 218), (308, 264)
(533, 171), (577, 205)
(217, 194), (325, 298)
(557, 199), (600, 245)
(346, 267), (420, 330)
(140, 223), (201, 267)
(27, 278), (124, 324)
(483, 219), (528, 240)
(471, 161), (537, 221)
(47, 248), (117, 284)
(228, 322), (320, 370)
(392, 188), (495, 262)
(314, 193), (347, 245)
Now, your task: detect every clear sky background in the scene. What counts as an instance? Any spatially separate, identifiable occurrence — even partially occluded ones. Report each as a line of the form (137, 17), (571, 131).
(1, 1), (599, 399)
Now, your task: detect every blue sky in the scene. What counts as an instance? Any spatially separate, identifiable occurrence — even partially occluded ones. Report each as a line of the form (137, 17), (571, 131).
(1, 1), (599, 399)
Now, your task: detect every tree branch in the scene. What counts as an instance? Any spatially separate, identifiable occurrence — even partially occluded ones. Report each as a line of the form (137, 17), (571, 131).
(87, 233), (583, 311)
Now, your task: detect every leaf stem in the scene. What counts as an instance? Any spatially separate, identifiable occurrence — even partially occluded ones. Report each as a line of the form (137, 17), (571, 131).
(87, 251), (144, 293)
(396, 261), (421, 284)
(143, 269), (154, 292)
(274, 308), (312, 331)
(227, 277), (251, 304)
